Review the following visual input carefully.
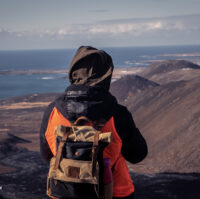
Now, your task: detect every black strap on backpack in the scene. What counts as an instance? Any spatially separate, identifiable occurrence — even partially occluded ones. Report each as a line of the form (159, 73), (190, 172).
(92, 131), (99, 176)
(54, 127), (71, 170)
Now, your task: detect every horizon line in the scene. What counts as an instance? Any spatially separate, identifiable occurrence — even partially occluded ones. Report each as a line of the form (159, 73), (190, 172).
(1, 44), (200, 52)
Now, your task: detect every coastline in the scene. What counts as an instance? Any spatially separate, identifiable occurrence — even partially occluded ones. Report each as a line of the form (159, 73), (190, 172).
(0, 67), (146, 100)
(0, 67), (145, 78)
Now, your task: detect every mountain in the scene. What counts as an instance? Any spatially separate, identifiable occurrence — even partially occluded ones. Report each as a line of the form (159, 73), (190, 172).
(110, 60), (200, 173)
(124, 78), (200, 173)
(110, 75), (159, 102)
(139, 60), (200, 84)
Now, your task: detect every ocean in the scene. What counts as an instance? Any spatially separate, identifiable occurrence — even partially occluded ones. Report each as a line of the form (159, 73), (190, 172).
(0, 45), (200, 99)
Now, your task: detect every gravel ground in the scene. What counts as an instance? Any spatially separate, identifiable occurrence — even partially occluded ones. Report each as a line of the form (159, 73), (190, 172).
(0, 140), (199, 199)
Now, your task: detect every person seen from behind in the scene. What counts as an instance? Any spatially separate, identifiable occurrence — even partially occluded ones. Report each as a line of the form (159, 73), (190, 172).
(40, 46), (148, 199)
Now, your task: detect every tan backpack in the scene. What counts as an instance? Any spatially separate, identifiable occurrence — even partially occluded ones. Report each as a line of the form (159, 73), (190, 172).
(47, 116), (112, 199)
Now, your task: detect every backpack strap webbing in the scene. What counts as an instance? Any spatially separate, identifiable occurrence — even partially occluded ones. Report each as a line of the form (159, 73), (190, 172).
(54, 127), (71, 170)
(92, 131), (99, 176)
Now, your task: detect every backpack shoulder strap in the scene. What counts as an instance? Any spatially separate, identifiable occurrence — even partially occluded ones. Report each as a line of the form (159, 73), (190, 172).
(92, 131), (100, 176)
(54, 127), (71, 170)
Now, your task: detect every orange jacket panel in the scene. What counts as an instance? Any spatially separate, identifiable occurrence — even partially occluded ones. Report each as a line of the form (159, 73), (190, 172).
(103, 117), (134, 197)
(45, 107), (71, 156)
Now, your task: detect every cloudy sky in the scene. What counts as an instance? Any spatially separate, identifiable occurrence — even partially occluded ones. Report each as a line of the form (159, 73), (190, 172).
(1, 0), (200, 50)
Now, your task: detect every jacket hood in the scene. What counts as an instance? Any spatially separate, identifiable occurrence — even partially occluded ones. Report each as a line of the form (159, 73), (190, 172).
(68, 46), (114, 91)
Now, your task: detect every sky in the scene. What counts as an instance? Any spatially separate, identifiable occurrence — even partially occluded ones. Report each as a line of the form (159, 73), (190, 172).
(0, 0), (200, 50)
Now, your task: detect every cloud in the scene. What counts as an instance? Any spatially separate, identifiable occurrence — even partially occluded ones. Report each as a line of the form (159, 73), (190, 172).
(1, 14), (200, 49)
(1, 15), (199, 37)
(55, 14), (200, 36)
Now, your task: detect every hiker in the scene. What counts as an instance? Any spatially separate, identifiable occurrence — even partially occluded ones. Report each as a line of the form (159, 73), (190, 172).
(40, 46), (148, 199)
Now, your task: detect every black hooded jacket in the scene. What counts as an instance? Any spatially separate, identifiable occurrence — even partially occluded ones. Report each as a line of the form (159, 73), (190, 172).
(40, 46), (147, 164)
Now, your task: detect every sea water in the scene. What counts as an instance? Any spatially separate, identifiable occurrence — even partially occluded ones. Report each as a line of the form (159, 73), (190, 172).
(0, 45), (200, 99)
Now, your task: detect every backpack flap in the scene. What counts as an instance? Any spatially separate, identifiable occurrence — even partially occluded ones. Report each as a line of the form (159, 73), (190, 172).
(54, 125), (112, 143)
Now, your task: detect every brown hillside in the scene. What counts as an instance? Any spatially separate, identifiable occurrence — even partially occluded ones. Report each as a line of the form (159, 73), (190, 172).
(0, 93), (58, 151)
(140, 60), (200, 84)
(110, 75), (159, 102)
(122, 78), (200, 173)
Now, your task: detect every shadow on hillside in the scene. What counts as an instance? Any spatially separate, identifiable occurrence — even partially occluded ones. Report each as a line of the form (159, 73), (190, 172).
(132, 172), (200, 199)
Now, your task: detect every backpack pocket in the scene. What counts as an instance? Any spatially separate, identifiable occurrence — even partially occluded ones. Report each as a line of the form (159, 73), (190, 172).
(47, 157), (99, 199)
(64, 142), (93, 161)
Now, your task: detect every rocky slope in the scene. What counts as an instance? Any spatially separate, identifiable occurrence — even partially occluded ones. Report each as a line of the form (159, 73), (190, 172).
(139, 60), (200, 84)
(111, 60), (200, 173)
(0, 93), (58, 151)
(125, 78), (200, 173)
(0, 133), (49, 199)
(0, 133), (199, 199)
(110, 75), (159, 102)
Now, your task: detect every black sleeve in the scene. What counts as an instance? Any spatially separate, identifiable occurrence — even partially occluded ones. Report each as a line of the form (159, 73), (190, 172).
(113, 104), (148, 164)
(40, 101), (55, 163)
